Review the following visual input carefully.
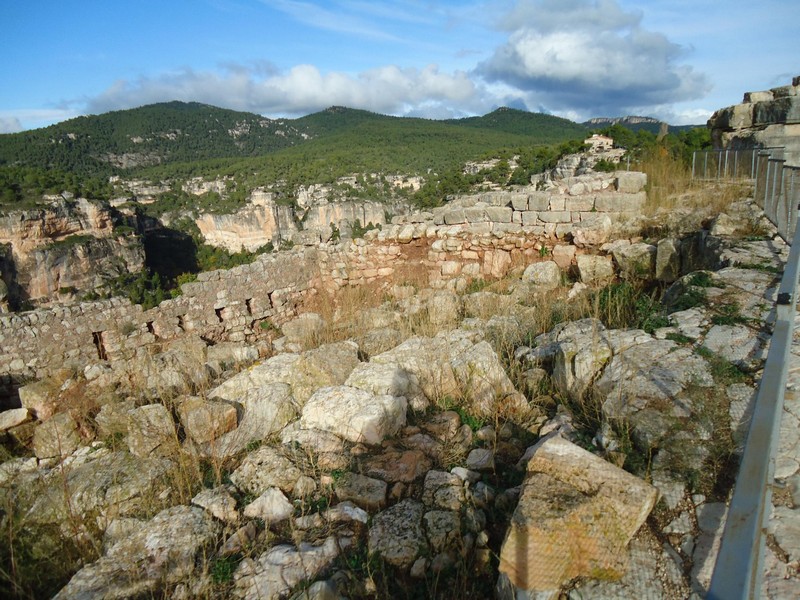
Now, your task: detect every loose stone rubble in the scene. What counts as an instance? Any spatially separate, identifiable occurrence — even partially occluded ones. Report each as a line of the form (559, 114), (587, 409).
(0, 170), (797, 598)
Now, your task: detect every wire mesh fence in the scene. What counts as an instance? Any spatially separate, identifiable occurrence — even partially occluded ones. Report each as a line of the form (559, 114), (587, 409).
(693, 147), (800, 242)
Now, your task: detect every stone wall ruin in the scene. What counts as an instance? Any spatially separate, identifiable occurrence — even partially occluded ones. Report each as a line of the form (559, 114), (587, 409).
(0, 170), (653, 404)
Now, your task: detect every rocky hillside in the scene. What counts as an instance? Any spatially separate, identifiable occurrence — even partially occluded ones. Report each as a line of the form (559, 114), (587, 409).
(0, 169), (791, 597)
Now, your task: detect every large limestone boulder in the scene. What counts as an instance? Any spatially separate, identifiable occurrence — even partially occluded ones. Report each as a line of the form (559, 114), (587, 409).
(33, 411), (82, 459)
(521, 261), (561, 289)
(702, 324), (766, 372)
(449, 340), (528, 418)
(572, 214), (612, 248)
(53, 506), (220, 600)
(0, 407), (30, 431)
(208, 341), (359, 406)
(368, 499), (428, 568)
(595, 339), (714, 449)
(498, 436), (658, 598)
(229, 446), (304, 496)
(520, 319), (651, 404)
(344, 362), (425, 408)
(18, 379), (61, 420)
(615, 171), (647, 193)
(126, 403), (177, 458)
(576, 254), (614, 283)
(299, 386), (407, 445)
(132, 336), (210, 396)
(426, 290), (462, 327)
(656, 238), (681, 282)
(207, 382), (298, 457)
(24, 450), (174, 526)
(233, 536), (342, 600)
(369, 331), (524, 417)
(370, 336), (467, 402)
(612, 242), (656, 280)
(177, 397), (237, 444)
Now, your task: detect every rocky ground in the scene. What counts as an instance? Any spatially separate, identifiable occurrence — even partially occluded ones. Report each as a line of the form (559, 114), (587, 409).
(0, 196), (796, 599)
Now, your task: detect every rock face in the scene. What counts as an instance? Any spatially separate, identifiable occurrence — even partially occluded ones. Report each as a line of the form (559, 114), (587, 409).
(708, 76), (800, 166)
(498, 436), (658, 598)
(196, 190), (393, 252)
(0, 198), (145, 305)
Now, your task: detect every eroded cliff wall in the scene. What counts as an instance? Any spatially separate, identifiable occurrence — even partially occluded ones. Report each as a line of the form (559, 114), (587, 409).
(0, 199), (145, 307)
(708, 76), (800, 166)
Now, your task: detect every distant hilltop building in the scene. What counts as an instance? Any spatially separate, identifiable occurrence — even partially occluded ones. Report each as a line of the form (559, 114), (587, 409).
(585, 134), (614, 152)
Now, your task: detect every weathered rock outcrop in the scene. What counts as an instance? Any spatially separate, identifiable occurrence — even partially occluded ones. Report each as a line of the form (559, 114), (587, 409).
(0, 198), (144, 304)
(196, 188), (398, 252)
(708, 76), (800, 166)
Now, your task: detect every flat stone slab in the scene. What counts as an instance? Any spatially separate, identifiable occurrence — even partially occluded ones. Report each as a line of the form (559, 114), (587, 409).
(499, 435), (658, 595)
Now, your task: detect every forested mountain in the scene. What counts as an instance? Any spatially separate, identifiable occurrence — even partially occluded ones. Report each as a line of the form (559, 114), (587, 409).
(0, 102), (590, 178)
(0, 101), (712, 214)
(448, 107), (588, 139)
(0, 102), (309, 175)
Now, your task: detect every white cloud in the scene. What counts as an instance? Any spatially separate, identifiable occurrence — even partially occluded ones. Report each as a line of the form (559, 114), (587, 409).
(86, 63), (482, 119)
(0, 117), (23, 134)
(0, 108), (79, 132)
(478, 0), (711, 118)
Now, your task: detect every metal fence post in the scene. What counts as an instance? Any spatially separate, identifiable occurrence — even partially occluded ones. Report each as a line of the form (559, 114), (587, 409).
(707, 182), (800, 599)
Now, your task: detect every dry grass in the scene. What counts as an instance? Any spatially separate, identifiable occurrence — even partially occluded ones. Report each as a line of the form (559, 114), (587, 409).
(635, 148), (754, 218)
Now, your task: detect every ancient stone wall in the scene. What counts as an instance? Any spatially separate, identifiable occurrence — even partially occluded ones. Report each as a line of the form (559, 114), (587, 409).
(0, 171), (647, 402)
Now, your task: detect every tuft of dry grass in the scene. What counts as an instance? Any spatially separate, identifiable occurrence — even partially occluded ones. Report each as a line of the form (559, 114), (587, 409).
(634, 148), (754, 218)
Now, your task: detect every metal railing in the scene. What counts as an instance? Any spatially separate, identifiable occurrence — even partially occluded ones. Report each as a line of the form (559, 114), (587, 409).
(693, 148), (799, 241)
(753, 151), (800, 241)
(692, 148), (760, 180)
(706, 146), (800, 598)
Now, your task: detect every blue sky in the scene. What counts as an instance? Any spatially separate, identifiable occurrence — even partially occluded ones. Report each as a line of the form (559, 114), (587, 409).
(0, 0), (797, 132)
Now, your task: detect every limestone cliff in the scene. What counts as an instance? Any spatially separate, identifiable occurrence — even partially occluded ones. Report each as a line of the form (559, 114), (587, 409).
(14, 235), (145, 301)
(196, 188), (401, 252)
(0, 199), (145, 306)
(708, 76), (800, 166)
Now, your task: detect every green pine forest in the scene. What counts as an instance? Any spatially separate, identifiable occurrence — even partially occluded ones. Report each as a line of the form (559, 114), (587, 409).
(0, 102), (710, 213)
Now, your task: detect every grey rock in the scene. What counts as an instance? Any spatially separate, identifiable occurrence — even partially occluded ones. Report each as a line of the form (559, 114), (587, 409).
(300, 386), (407, 445)
(521, 261), (561, 289)
(25, 450), (173, 525)
(466, 448), (495, 471)
(54, 506), (220, 600)
(0, 407), (30, 431)
(126, 403), (177, 458)
(702, 324), (765, 371)
(368, 499), (428, 568)
(576, 254), (614, 283)
(192, 485), (239, 523)
(422, 470), (466, 511)
(498, 436), (657, 596)
(33, 411), (81, 459)
(230, 446), (303, 496)
(208, 382), (297, 457)
(612, 242), (656, 279)
(424, 510), (461, 553)
(656, 238), (682, 282)
(243, 487), (294, 524)
(234, 536), (343, 600)
(334, 472), (387, 510)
